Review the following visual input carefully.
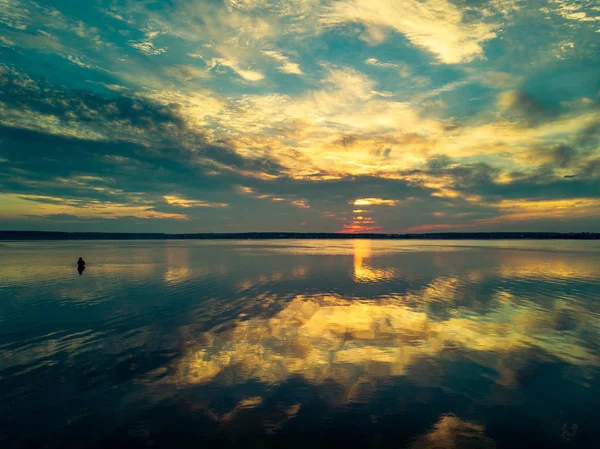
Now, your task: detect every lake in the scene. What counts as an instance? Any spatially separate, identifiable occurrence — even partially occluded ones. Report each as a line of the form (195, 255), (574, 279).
(1, 240), (599, 449)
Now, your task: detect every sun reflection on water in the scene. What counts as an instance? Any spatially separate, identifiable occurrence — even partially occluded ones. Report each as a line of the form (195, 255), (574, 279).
(353, 239), (396, 283)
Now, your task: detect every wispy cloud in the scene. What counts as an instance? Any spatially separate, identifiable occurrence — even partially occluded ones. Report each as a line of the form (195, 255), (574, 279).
(163, 195), (228, 208)
(365, 57), (398, 69)
(2, 194), (189, 220)
(321, 0), (503, 63)
(262, 50), (303, 74)
(207, 57), (264, 81)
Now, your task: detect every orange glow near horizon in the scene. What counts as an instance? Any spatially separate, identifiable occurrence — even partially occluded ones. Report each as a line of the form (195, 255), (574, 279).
(339, 215), (381, 233)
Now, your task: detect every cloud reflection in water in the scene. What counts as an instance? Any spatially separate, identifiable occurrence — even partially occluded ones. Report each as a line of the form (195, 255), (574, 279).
(2, 240), (599, 448)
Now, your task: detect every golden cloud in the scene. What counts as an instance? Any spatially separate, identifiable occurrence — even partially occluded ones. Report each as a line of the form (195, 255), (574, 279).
(353, 198), (399, 206)
(1, 194), (188, 220)
(163, 195), (229, 208)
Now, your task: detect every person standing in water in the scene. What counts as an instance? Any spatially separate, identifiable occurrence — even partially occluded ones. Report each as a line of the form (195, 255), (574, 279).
(77, 257), (86, 275)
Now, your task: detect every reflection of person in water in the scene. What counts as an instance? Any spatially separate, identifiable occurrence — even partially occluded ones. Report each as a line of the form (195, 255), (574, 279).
(77, 257), (86, 275)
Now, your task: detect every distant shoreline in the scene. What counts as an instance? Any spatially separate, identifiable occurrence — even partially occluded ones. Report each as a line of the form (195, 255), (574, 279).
(1, 231), (599, 240)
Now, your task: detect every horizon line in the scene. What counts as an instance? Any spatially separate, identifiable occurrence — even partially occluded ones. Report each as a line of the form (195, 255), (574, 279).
(1, 230), (599, 240)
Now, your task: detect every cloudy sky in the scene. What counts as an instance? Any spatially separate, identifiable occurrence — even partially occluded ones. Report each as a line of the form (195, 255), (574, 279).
(1, 0), (599, 233)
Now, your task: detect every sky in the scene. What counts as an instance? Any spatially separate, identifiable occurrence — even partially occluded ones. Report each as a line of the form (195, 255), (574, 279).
(0, 0), (599, 233)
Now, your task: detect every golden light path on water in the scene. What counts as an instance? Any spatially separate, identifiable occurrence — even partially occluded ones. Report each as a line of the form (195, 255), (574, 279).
(353, 239), (397, 283)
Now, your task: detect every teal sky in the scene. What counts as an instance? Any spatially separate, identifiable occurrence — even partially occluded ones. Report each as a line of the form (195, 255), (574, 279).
(1, 0), (599, 233)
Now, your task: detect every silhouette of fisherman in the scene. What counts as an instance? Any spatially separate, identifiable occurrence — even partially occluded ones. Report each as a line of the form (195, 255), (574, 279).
(77, 257), (86, 275)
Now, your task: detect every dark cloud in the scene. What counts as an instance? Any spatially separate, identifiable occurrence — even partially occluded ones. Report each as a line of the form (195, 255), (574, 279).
(332, 134), (358, 148)
(499, 90), (556, 126)
(427, 154), (452, 170)
(21, 213), (99, 222)
(581, 157), (600, 178)
(244, 175), (431, 206)
(486, 176), (600, 200)
(1, 64), (290, 181)
(373, 147), (392, 159)
(447, 163), (499, 190)
(576, 121), (600, 147)
(530, 144), (580, 169)
(552, 145), (577, 168)
(442, 163), (600, 201)
(197, 145), (286, 176)
(0, 124), (280, 207)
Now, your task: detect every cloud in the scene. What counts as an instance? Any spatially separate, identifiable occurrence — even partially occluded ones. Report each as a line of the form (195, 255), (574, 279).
(262, 50), (303, 74)
(353, 198), (398, 206)
(365, 57), (398, 69)
(548, 0), (600, 32)
(2, 193), (188, 220)
(497, 90), (554, 124)
(66, 54), (93, 69)
(536, 144), (578, 168)
(130, 41), (166, 55)
(427, 154), (453, 171)
(0, 0), (30, 30)
(207, 57), (264, 81)
(164, 64), (210, 82)
(163, 195), (229, 208)
(492, 198), (600, 221)
(471, 71), (522, 90)
(321, 0), (502, 63)
(0, 35), (15, 46)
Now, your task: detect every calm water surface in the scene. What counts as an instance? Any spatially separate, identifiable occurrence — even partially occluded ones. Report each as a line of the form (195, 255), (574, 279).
(1, 240), (600, 449)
